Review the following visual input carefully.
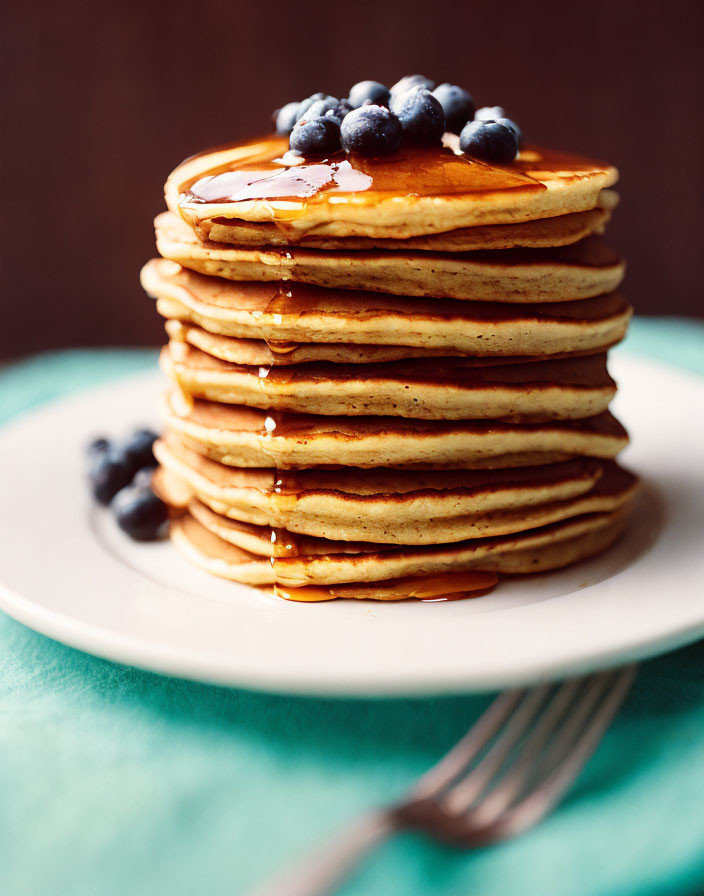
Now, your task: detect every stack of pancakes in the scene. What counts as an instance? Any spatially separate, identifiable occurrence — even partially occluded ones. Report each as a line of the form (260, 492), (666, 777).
(141, 135), (637, 601)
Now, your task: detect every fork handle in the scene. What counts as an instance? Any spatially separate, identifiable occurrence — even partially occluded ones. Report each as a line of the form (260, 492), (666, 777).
(248, 809), (399, 896)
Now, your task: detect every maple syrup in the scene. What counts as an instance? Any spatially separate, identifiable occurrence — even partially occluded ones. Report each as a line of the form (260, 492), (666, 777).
(180, 135), (550, 209)
(273, 570), (499, 602)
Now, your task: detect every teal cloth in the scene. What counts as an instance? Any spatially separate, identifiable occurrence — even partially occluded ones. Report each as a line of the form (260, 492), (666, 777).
(1, 318), (704, 896)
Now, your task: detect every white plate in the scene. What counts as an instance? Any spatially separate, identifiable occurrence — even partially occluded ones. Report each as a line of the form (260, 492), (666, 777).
(0, 352), (702, 696)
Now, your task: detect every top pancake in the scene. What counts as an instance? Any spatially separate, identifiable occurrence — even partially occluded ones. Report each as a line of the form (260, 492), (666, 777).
(166, 135), (619, 240)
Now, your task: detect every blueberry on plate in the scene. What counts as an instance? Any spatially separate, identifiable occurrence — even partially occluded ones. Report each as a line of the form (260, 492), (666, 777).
(340, 105), (402, 155)
(89, 448), (135, 505)
(475, 105), (506, 122)
(459, 120), (519, 163)
(432, 83), (475, 134)
(289, 116), (341, 154)
(87, 436), (110, 456)
(111, 484), (169, 542)
(121, 428), (158, 471)
(390, 74), (435, 97)
(275, 101), (301, 135)
(348, 80), (390, 109)
(496, 116), (522, 147)
(389, 87), (445, 145)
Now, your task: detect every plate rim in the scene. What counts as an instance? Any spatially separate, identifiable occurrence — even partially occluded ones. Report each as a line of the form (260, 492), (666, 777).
(0, 354), (702, 697)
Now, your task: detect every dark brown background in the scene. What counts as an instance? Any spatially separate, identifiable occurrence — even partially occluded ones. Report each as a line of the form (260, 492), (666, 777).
(2, 0), (702, 361)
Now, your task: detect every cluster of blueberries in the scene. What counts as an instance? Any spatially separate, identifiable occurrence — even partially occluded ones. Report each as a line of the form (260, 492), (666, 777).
(87, 429), (168, 541)
(274, 74), (521, 163)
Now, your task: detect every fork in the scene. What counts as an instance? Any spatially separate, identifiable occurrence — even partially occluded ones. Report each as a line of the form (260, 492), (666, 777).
(250, 666), (636, 896)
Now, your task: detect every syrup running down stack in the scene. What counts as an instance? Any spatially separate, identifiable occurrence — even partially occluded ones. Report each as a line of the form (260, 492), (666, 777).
(142, 84), (637, 602)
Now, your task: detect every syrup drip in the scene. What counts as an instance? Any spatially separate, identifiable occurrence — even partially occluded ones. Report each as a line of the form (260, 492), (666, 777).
(264, 338), (300, 355)
(273, 470), (307, 495)
(269, 527), (301, 557)
(268, 473), (303, 538)
(274, 585), (338, 602)
(273, 570), (499, 602)
(265, 526), (385, 562)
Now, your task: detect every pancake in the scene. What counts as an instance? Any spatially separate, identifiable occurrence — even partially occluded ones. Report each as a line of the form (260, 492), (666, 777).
(155, 436), (610, 543)
(165, 320), (617, 367)
(156, 211), (625, 303)
(165, 320), (615, 367)
(197, 206), (611, 250)
(186, 463), (636, 558)
(165, 320), (455, 364)
(170, 507), (630, 589)
(143, 259), (632, 357)
(165, 135), (619, 240)
(161, 391), (629, 469)
(161, 342), (616, 421)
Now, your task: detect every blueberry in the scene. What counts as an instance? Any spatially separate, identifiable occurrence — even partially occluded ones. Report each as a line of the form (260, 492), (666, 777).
(325, 99), (353, 125)
(390, 74), (435, 97)
(340, 105), (402, 155)
(296, 93), (333, 122)
(89, 448), (135, 505)
(121, 428), (158, 470)
(459, 120), (518, 163)
(432, 83), (475, 134)
(389, 87), (445, 145)
(289, 116), (341, 155)
(275, 102), (301, 135)
(133, 466), (157, 489)
(496, 117), (522, 147)
(299, 97), (340, 123)
(348, 80), (390, 109)
(333, 99), (353, 117)
(111, 484), (169, 542)
(87, 436), (110, 457)
(475, 105), (506, 122)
